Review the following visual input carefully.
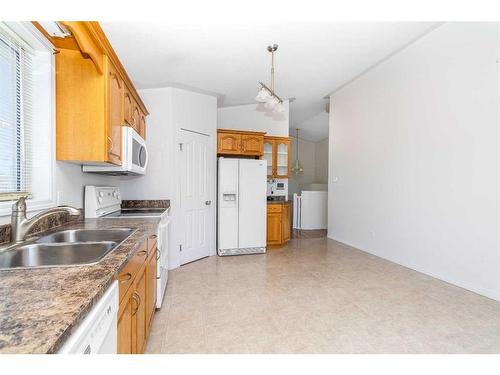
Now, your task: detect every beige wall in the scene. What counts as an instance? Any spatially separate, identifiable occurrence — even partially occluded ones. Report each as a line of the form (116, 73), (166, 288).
(288, 136), (328, 195)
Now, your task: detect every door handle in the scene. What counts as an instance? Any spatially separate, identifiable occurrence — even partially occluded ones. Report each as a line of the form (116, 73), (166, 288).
(205, 200), (212, 205)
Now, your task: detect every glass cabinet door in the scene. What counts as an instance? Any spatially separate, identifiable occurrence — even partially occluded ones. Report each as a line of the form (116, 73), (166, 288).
(263, 139), (274, 177)
(276, 140), (289, 177)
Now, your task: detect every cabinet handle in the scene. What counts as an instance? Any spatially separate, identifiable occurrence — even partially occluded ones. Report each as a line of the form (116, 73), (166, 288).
(119, 272), (132, 283)
(137, 250), (147, 257)
(131, 292), (141, 316)
(156, 248), (161, 261)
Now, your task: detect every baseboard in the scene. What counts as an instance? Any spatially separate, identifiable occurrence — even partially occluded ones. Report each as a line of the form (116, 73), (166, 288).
(327, 234), (500, 302)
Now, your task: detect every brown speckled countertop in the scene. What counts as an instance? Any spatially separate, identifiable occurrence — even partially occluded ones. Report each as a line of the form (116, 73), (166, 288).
(0, 216), (160, 354)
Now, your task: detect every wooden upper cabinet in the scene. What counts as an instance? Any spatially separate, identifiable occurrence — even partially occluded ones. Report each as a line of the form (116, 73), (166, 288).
(217, 129), (265, 156)
(40, 21), (149, 164)
(241, 134), (264, 156)
(139, 112), (146, 139)
(106, 62), (123, 165)
(131, 105), (141, 133)
(123, 88), (134, 127)
(264, 136), (291, 178)
(218, 132), (241, 155)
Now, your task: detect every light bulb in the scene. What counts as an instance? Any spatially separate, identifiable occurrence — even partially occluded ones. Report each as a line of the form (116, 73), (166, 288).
(264, 96), (278, 110)
(255, 88), (270, 102)
(273, 102), (285, 113)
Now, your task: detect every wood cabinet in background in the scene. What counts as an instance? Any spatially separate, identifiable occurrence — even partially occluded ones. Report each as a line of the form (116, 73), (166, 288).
(217, 129), (266, 157)
(263, 136), (291, 178)
(35, 21), (149, 165)
(267, 202), (292, 247)
(117, 234), (157, 354)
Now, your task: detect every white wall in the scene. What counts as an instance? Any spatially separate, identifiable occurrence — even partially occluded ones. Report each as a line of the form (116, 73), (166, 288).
(218, 101), (289, 137)
(56, 163), (119, 208)
(328, 23), (500, 301)
(120, 87), (217, 270)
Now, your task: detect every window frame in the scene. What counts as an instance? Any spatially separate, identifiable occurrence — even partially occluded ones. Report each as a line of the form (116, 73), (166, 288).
(0, 22), (56, 219)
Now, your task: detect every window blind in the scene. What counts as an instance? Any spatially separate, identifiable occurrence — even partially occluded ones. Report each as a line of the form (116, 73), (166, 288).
(0, 25), (33, 201)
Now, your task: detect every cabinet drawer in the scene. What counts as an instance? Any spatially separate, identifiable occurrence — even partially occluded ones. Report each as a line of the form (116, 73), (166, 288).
(118, 240), (149, 302)
(267, 204), (282, 213)
(147, 235), (157, 256)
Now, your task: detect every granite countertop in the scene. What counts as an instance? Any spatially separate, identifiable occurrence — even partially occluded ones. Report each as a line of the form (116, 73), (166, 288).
(0, 216), (160, 354)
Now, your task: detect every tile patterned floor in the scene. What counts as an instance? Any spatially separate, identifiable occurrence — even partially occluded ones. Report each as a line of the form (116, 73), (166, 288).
(146, 235), (500, 354)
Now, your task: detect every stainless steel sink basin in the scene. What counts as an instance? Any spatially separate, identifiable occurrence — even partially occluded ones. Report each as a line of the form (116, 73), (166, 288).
(35, 228), (134, 244)
(0, 228), (136, 270)
(0, 241), (117, 269)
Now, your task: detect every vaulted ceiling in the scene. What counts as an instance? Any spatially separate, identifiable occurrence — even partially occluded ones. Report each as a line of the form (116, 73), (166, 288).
(101, 22), (437, 141)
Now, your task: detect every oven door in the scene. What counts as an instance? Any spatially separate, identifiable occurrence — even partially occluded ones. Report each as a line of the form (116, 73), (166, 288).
(128, 129), (148, 175)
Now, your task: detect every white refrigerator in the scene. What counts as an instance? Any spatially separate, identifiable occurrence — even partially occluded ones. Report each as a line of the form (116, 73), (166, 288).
(217, 157), (267, 256)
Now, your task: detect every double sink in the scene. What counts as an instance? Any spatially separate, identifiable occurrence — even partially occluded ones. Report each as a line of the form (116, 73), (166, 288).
(0, 228), (135, 270)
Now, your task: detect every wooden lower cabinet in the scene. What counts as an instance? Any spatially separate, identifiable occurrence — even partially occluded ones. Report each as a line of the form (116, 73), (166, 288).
(132, 266), (147, 354)
(117, 235), (157, 354)
(146, 242), (157, 332)
(267, 212), (282, 246)
(266, 202), (291, 247)
(282, 203), (291, 242)
(117, 287), (134, 354)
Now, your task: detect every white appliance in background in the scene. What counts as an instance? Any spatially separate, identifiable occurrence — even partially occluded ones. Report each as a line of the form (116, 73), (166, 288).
(293, 190), (328, 230)
(267, 178), (288, 199)
(58, 281), (118, 354)
(84, 186), (170, 309)
(83, 127), (148, 175)
(217, 158), (267, 256)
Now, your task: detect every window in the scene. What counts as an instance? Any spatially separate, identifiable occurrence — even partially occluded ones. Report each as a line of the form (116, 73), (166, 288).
(0, 26), (33, 201)
(0, 22), (54, 217)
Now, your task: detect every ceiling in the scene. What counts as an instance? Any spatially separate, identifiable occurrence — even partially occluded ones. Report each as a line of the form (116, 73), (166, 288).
(101, 22), (437, 142)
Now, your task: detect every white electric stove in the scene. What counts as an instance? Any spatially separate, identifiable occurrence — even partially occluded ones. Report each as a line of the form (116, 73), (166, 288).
(84, 186), (170, 309)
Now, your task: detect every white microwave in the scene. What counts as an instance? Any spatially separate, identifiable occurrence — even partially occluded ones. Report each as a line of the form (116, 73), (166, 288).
(83, 127), (148, 175)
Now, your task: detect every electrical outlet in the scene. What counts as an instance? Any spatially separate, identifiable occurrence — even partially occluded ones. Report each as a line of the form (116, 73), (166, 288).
(369, 231), (375, 239)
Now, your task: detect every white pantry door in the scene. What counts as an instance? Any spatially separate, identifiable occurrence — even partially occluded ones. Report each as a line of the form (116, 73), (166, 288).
(178, 129), (213, 265)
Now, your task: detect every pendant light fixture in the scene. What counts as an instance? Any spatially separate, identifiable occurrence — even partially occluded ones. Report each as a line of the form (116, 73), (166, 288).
(291, 128), (304, 175)
(255, 43), (285, 113)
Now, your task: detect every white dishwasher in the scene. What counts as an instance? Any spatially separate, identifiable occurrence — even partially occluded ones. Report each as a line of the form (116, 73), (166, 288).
(58, 281), (118, 354)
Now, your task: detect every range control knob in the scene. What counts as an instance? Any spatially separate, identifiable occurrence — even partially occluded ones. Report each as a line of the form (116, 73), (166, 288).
(99, 191), (104, 198)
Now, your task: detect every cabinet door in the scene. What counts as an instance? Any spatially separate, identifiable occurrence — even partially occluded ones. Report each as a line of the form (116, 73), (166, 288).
(241, 134), (264, 156)
(282, 204), (291, 242)
(146, 249), (157, 333)
(123, 88), (134, 126)
(107, 62), (123, 165)
(131, 104), (141, 133)
(117, 295), (133, 354)
(133, 267), (147, 354)
(267, 212), (282, 245)
(217, 133), (241, 155)
(139, 112), (146, 139)
(263, 139), (275, 177)
(275, 139), (290, 178)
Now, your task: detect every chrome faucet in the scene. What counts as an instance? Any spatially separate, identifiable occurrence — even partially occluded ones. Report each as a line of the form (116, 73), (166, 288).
(10, 197), (81, 244)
